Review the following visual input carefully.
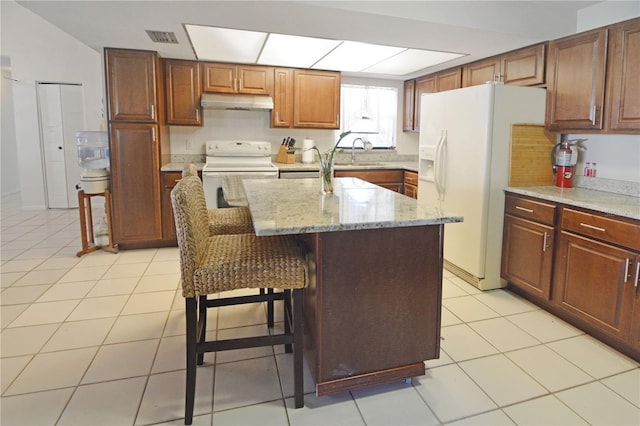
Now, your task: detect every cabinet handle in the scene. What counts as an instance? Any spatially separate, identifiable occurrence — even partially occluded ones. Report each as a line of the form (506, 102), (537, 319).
(151, 126), (156, 142)
(275, 111), (279, 123)
(590, 105), (596, 126)
(515, 206), (534, 213)
(579, 222), (606, 232)
(635, 261), (640, 288)
(624, 258), (630, 283)
(543, 232), (549, 252)
(195, 109), (199, 120)
(150, 104), (155, 120)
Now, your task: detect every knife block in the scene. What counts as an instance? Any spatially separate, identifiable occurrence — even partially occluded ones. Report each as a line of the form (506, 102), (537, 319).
(276, 145), (295, 164)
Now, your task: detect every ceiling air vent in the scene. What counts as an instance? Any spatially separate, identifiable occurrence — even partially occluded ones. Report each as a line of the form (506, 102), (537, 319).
(145, 30), (178, 44)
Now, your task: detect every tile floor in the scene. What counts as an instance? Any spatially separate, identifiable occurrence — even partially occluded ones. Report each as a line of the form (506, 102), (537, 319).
(1, 193), (639, 425)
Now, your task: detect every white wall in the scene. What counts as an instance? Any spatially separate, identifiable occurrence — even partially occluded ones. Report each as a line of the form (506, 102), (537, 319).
(569, 1), (640, 184)
(1, 1), (103, 208)
(1, 55), (20, 196)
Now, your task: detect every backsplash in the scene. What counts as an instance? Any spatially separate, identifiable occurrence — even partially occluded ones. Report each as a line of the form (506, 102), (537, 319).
(574, 176), (640, 198)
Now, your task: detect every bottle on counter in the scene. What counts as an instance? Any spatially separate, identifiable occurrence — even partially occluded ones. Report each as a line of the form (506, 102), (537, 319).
(584, 162), (591, 177)
(591, 162), (597, 177)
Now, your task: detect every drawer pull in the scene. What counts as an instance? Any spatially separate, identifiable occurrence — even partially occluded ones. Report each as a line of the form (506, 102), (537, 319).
(543, 232), (549, 252)
(635, 262), (640, 288)
(579, 222), (606, 232)
(515, 206), (534, 213)
(624, 258), (630, 283)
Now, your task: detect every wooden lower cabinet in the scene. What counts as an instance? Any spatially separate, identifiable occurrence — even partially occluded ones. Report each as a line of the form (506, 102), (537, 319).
(404, 171), (418, 199)
(161, 172), (183, 245)
(334, 169), (404, 193)
(110, 123), (163, 246)
(502, 215), (554, 300)
(553, 231), (636, 342)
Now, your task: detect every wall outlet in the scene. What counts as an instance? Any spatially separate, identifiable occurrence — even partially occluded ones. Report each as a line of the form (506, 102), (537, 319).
(185, 140), (192, 151)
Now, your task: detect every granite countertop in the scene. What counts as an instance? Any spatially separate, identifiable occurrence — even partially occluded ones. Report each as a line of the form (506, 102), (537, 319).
(243, 177), (462, 236)
(161, 162), (205, 172)
(506, 186), (640, 221)
(161, 161), (418, 173)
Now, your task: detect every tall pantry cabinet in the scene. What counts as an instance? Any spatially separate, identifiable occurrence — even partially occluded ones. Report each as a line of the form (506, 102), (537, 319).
(105, 48), (169, 248)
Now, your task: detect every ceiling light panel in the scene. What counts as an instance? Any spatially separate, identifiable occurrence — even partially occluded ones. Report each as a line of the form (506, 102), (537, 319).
(364, 49), (466, 75)
(258, 34), (340, 68)
(313, 41), (405, 72)
(185, 24), (266, 63)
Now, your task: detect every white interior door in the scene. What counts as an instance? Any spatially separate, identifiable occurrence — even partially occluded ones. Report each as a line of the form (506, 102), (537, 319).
(38, 83), (85, 208)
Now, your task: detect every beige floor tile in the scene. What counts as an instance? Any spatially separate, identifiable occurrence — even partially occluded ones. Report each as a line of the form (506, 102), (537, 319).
(58, 377), (147, 426)
(136, 367), (214, 425)
(1, 355), (32, 393)
(0, 284), (51, 305)
(440, 306), (463, 326)
(217, 301), (267, 330)
(459, 354), (548, 406)
(0, 388), (74, 425)
(153, 247), (180, 261)
(8, 299), (80, 327)
(413, 364), (497, 423)
(504, 395), (588, 425)
(601, 369), (640, 408)
(214, 356), (283, 412)
(473, 289), (538, 316)
(105, 311), (168, 344)
(115, 248), (157, 264)
(102, 262), (148, 279)
(506, 309), (584, 343)
(67, 294), (129, 321)
(1, 271), (26, 287)
(135, 273), (180, 293)
(82, 339), (159, 384)
(441, 278), (469, 299)
(5, 347), (97, 395)
(121, 291), (175, 315)
(442, 295), (500, 323)
(35, 256), (81, 270)
(87, 276), (139, 297)
(59, 265), (109, 283)
(151, 335), (187, 374)
(212, 400), (288, 426)
(440, 324), (499, 361)
(0, 303), (28, 328)
(556, 381), (640, 425)
(447, 409), (515, 425)
(11, 268), (67, 286)
(548, 335), (639, 379)
(274, 352), (316, 398)
(144, 260), (180, 276)
(285, 393), (365, 425)
(75, 252), (120, 267)
(215, 324), (274, 364)
(424, 348), (454, 369)
(468, 317), (540, 352)
(42, 317), (115, 352)
(1, 323), (59, 357)
(37, 281), (95, 302)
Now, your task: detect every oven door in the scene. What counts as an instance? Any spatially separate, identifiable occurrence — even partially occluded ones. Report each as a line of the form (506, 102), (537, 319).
(202, 170), (277, 208)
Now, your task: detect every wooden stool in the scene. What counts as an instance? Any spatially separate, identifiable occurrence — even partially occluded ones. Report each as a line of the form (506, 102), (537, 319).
(76, 189), (119, 257)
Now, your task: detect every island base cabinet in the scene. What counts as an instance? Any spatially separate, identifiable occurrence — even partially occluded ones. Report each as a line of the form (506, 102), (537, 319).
(302, 225), (443, 396)
(552, 231), (636, 342)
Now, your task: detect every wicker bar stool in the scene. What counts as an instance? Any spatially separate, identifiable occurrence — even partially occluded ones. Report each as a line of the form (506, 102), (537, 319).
(171, 175), (307, 425)
(181, 163), (255, 236)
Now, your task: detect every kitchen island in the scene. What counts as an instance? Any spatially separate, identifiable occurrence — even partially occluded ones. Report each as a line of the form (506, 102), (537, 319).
(243, 177), (462, 396)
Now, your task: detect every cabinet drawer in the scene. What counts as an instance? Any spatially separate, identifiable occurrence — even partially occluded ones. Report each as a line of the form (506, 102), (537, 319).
(561, 208), (640, 251)
(163, 172), (183, 188)
(404, 171), (418, 186)
(335, 169), (403, 183)
(505, 195), (556, 226)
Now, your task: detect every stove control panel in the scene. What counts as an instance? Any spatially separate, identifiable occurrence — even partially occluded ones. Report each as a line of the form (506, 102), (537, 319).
(206, 140), (272, 157)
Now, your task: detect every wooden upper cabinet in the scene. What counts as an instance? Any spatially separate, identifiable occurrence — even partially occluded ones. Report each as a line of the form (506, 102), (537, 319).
(606, 17), (640, 133)
(463, 44), (546, 87)
(105, 48), (158, 123)
(293, 69), (340, 129)
(436, 67), (462, 92)
(272, 67), (294, 128)
(413, 75), (436, 133)
(410, 69), (461, 132)
(464, 57), (501, 87)
(202, 62), (273, 95)
(501, 43), (546, 86)
(403, 80), (416, 132)
(545, 28), (608, 132)
(164, 59), (202, 126)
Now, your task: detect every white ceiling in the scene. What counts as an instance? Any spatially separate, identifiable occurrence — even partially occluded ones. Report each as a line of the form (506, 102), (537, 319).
(17, 0), (604, 80)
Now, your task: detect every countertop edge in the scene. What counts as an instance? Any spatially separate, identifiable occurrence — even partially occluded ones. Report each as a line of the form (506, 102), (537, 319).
(505, 186), (640, 221)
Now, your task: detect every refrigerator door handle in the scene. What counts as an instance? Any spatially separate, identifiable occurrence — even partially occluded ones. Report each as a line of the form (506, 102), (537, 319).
(432, 132), (444, 198)
(435, 130), (447, 200)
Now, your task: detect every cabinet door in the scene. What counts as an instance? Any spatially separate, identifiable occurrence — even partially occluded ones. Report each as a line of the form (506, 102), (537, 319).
(109, 123), (162, 244)
(553, 231), (635, 340)
(414, 75), (436, 132)
(546, 29), (607, 131)
(403, 80), (415, 132)
(202, 62), (236, 93)
(631, 266), (640, 350)
(436, 67), (462, 92)
(501, 44), (546, 86)
(164, 59), (202, 126)
(502, 215), (554, 300)
(272, 68), (293, 128)
(463, 57), (501, 87)
(105, 49), (158, 122)
(606, 18), (640, 133)
(237, 65), (273, 95)
(293, 70), (340, 129)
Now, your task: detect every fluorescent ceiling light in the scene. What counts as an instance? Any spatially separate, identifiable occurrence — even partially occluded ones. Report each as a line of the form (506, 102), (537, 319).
(185, 25), (466, 76)
(185, 24), (267, 63)
(259, 34), (340, 68)
(364, 49), (465, 75)
(313, 41), (405, 72)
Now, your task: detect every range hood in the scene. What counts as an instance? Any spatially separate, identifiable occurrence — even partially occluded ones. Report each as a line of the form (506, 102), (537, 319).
(201, 94), (274, 110)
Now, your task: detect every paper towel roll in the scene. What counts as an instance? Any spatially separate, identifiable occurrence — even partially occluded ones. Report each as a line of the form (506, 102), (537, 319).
(302, 139), (315, 163)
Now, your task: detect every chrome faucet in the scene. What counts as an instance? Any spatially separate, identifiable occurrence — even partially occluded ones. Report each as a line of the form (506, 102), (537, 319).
(351, 137), (373, 164)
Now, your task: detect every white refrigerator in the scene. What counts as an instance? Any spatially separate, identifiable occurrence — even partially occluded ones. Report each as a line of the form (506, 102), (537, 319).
(418, 83), (546, 290)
